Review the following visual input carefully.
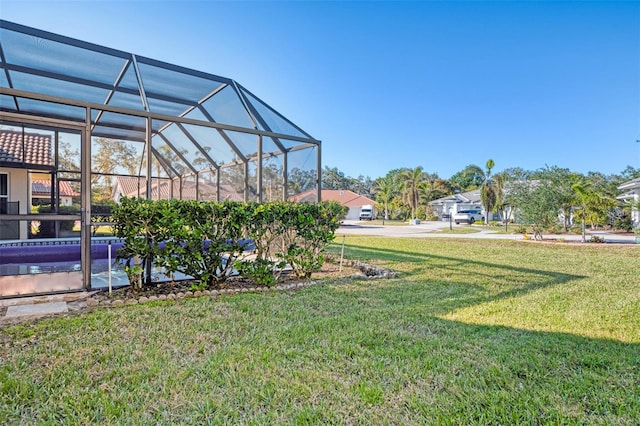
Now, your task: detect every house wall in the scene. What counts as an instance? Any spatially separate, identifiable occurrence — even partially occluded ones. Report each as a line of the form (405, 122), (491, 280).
(432, 202), (481, 220)
(0, 168), (29, 239)
(345, 206), (361, 221)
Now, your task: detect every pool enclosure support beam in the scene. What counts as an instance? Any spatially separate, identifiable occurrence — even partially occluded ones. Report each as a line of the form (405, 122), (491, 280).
(257, 135), (263, 202)
(146, 117), (153, 201)
(145, 117), (153, 285)
(283, 153), (288, 202)
(81, 106), (92, 290)
(244, 162), (249, 202)
(317, 143), (322, 202)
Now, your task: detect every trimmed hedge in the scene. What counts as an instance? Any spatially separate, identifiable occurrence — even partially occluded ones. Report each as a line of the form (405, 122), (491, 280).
(112, 198), (346, 288)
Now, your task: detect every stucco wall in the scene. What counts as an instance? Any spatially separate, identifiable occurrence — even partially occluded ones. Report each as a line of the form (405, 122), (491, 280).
(0, 168), (29, 239)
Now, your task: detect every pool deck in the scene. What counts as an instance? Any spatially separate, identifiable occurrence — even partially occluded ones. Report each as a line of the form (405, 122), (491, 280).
(0, 291), (94, 325)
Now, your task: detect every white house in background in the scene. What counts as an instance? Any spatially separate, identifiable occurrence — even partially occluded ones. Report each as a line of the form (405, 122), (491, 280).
(617, 177), (640, 226)
(289, 189), (376, 221)
(428, 189), (484, 220)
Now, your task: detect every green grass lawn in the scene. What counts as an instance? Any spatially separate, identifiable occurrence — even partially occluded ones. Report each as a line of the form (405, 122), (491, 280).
(1, 237), (639, 424)
(435, 225), (482, 234)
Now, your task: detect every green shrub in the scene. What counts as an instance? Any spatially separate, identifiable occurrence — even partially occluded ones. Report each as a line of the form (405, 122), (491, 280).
(613, 213), (633, 232)
(277, 201), (346, 279)
(546, 224), (564, 234)
(425, 213), (438, 221)
(569, 225), (583, 235)
(158, 200), (248, 287)
(236, 258), (285, 287)
(514, 225), (528, 234)
(112, 198), (166, 287)
(112, 198), (346, 288)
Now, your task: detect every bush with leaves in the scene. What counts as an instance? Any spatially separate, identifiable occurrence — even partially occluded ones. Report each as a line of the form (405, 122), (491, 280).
(112, 197), (167, 288)
(159, 200), (248, 286)
(277, 201), (347, 279)
(238, 202), (288, 286)
(112, 198), (346, 288)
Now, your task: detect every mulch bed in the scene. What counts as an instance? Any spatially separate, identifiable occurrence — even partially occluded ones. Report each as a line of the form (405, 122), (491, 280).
(88, 258), (382, 305)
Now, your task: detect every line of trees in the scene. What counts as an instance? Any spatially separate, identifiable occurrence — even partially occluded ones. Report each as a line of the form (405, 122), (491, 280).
(75, 136), (640, 233)
(321, 163), (640, 231)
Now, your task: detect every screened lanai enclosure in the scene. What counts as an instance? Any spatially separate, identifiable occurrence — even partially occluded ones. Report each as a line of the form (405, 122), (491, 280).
(0, 20), (321, 297)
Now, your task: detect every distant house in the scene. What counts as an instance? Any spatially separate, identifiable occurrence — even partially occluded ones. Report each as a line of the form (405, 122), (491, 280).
(290, 189), (376, 220)
(112, 176), (244, 203)
(617, 177), (640, 227)
(428, 189), (484, 220)
(31, 179), (79, 206)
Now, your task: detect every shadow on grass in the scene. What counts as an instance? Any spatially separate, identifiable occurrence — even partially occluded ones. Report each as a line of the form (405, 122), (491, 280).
(329, 242), (585, 317)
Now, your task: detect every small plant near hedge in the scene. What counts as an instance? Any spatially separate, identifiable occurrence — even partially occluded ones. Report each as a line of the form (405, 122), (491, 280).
(514, 224), (528, 234)
(276, 201), (346, 279)
(112, 198), (346, 289)
(112, 198), (168, 288)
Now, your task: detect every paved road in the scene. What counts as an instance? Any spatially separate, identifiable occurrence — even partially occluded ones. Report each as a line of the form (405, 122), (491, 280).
(337, 220), (637, 244)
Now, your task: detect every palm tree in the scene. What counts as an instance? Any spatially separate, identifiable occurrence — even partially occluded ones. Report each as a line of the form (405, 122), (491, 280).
(572, 180), (592, 243)
(401, 166), (426, 221)
(417, 173), (444, 219)
(480, 159), (497, 225)
(492, 171), (507, 221)
(372, 176), (399, 221)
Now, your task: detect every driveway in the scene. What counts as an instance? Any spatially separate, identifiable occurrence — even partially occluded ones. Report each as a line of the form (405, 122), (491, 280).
(337, 220), (637, 244)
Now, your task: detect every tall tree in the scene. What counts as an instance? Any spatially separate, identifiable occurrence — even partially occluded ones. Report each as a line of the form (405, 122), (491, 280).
(322, 166), (351, 190)
(501, 167), (533, 182)
(288, 167), (316, 196)
(449, 164), (484, 192)
(492, 171), (508, 223)
(351, 174), (375, 199)
(509, 180), (557, 240)
(480, 159), (497, 225)
(530, 166), (579, 232)
(572, 179), (617, 236)
(92, 138), (139, 178)
(322, 166), (374, 198)
(91, 137), (140, 200)
(620, 165), (640, 180)
(401, 166), (426, 221)
(57, 140), (80, 172)
(372, 175), (400, 220)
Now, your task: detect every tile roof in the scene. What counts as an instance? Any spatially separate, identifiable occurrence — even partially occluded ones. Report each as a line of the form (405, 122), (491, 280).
(31, 180), (79, 197)
(429, 189), (482, 205)
(0, 130), (53, 167)
(114, 176), (244, 201)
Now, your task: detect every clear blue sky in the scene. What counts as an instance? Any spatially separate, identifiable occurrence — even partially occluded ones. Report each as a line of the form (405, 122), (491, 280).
(2, 0), (639, 180)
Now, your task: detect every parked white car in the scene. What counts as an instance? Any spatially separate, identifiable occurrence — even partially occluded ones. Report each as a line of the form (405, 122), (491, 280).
(359, 204), (374, 221)
(453, 209), (484, 224)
